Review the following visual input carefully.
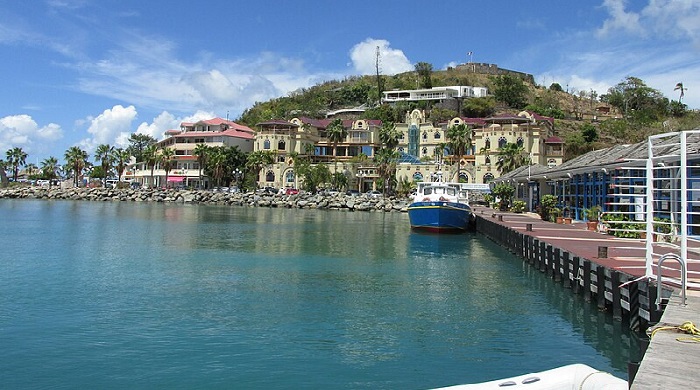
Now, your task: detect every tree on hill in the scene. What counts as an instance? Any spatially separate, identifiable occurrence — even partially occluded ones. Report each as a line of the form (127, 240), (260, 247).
(415, 62), (433, 89)
(601, 76), (668, 124)
(492, 74), (529, 108)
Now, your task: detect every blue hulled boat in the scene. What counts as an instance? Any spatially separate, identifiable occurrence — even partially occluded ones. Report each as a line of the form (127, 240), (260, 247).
(408, 183), (474, 233)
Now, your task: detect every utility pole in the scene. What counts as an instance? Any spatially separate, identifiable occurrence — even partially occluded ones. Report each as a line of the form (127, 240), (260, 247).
(375, 46), (383, 104)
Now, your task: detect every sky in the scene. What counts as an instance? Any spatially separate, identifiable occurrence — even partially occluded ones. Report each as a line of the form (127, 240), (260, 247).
(1, 0), (699, 164)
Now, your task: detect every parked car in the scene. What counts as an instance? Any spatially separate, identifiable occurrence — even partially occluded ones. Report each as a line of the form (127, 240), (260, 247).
(366, 190), (383, 198)
(346, 189), (360, 197)
(285, 188), (299, 195)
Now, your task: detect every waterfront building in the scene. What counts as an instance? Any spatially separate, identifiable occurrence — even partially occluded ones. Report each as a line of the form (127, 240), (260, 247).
(128, 118), (254, 188)
(252, 109), (561, 192)
(494, 129), (700, 236)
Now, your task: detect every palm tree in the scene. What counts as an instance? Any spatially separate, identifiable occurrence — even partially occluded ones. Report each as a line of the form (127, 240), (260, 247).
(379, 121), (400, 150)
(446, 123), (472, 182)
(112, 148), (131, 184)
(64, 146), (88, 187)
(94, 144), (114, 187)
(40, 157), (60, 188)
(674, 82), (687, 103)
(6, 147), (27, 182)
(143, 144), (159, 188)
(160, 147), (175, 187)
(326, 118), (347, 167)
(495, 142), (529, 175)
(374, 147), (399, 195)
(193, 143), (210, 189)
(245, 150), (275, 188)
(0, 158), (9, 187)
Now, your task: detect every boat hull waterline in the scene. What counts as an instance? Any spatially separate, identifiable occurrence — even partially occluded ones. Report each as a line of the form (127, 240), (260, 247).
(408, 201), (474, 232)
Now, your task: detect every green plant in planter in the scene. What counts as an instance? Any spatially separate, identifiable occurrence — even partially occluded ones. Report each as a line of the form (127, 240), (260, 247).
(491, 182), (515, 211)
(653, 217), (674, 242)
(583, 205), (602, 221)
(539, 194), (558, 221)
(549, 207), (563, 223)
(510, 200), (526, 213)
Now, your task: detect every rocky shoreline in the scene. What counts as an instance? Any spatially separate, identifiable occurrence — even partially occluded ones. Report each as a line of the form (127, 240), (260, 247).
(0, 186), (411, 212)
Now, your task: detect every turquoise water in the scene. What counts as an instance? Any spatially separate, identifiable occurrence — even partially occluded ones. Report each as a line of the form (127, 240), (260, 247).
(0, 200), (638, 389)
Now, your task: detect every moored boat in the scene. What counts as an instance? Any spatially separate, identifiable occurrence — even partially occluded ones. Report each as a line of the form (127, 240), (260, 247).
(431, 363), (627, 389)
(408, 182), (474, 232)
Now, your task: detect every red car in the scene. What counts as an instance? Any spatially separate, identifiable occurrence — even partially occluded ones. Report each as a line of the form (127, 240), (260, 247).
(285, 188), (299, 195)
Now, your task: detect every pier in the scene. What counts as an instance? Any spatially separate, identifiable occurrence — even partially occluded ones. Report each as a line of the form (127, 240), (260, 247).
(473, 208), (700, 388)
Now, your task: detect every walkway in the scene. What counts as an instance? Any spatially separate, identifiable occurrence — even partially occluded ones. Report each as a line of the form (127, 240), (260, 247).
(472, 207), (700, 287)
(473, 207), (700, 389)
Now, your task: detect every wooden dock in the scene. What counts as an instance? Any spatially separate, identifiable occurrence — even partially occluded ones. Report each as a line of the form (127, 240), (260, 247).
(472, 207), (700, 388)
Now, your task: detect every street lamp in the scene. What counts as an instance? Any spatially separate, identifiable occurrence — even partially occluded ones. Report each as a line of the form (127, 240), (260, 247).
(233, 168), (243, 191)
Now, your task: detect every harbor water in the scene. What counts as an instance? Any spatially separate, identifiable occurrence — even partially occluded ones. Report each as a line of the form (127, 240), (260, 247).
(0, 200), (639, 389)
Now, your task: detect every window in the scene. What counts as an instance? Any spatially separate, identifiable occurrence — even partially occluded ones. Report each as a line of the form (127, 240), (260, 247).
(413, 172), (424, 181)
(285, 170), (295, 184)
(263, 139), (270, 150)
(422, 147), (428, 155)
(265, 171), (275, 182)
(278, 140), (286, 150)
(516, 137), (524, 147)
(434, 131), (441, 139)
(498, 137), (507, 148)
(483, 173), (494, 183)
(485, 156), (491, 164)
(422, 131), (428, 141)
(485, 138), (491, 149)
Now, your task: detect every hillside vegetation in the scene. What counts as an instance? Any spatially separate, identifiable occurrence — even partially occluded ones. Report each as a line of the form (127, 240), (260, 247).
(236, 65), (700, 161)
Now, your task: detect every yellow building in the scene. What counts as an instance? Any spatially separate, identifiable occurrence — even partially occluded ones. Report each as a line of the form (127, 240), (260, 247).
(251, 109), (563, 191)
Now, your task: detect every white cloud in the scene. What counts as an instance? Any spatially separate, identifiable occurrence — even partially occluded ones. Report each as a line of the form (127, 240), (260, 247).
(597, 0), (643, 37)
(0, 115), (63, 157)
(133, 110), (215, 142)
(78, 105), (137, 152)
(349, 38), (413, 76)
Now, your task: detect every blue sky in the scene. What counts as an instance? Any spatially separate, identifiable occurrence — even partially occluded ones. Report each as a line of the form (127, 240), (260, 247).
(1, 0), (699, 163)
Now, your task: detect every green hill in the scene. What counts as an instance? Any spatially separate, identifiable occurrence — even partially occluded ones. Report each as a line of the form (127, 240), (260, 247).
(236, 65), (700, 161)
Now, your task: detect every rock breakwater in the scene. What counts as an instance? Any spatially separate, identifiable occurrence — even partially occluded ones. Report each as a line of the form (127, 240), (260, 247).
(0, 187), (410, 212)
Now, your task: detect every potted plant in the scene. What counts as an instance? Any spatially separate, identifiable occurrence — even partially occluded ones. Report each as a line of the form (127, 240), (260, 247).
(583, 205), (602, 231)
(552, 207), (564, 224)
(538, 194), (558, 221)
(510, 200), (526, 213)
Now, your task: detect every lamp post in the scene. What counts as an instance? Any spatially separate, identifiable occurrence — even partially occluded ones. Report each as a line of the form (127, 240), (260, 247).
(233, 168), (243, 192)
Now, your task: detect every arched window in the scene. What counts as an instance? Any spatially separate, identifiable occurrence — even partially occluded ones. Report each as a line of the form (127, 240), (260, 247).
(485, 138), (491, 149)
(263, 139), (271, 150)
(434, 131), (441, 139)
(422, 131), (428, 141)
(516, 137), (524, 147)
(413, 172), (424, 181)
(422, 147), (428, 155)
(498, 137), (507, 148)
(547, 158), (557, 168)
(458, 172), (469, 183)
(483, 173), (494, 183)
(485, 156), (491, 164)
(265, 171), (275, 182)
(278, 140), (286, 150)
(285, 170), (295, 184)
(398, 147), (404, 152)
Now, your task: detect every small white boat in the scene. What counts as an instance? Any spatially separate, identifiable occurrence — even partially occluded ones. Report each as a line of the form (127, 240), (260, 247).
(431, 364), (627, 390)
